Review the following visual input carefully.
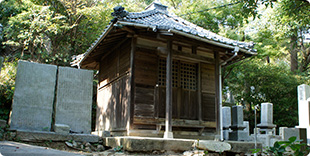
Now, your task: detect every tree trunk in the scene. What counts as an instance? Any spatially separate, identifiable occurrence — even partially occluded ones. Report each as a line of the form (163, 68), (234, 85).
(290, 35), (298, 72)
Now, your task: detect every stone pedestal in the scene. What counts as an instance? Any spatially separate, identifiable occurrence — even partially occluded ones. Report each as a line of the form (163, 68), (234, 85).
(9, 61), (57, 131)
(296, 84), (310, 144)
(257, 103), (276, 135)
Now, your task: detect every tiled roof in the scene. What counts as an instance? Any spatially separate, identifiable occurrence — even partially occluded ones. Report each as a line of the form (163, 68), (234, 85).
(119, 2), (255, 51)
(74, 2), (256, 68)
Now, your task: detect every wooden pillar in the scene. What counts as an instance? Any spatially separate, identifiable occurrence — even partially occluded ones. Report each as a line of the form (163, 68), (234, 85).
(214, 51), (221, 139)
(198, 63), (202, 121)
(164, 40), (173, 138)
(129, 37), (137, 131)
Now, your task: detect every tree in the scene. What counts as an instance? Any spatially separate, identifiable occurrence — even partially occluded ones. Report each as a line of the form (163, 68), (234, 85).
(276, 0), (310, 72)
(224, 60), (302, 129)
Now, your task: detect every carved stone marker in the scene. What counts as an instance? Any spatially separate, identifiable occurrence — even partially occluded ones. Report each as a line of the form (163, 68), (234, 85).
(55, 67), (93, 134)
(222, 107), (231, 140)
(10, 61), (57, 131)
(231, 106), (245, 128)
(296, 84), (310, 144)
(0, 57), (3, 74)
(257, 103), (276, 135)
(229, 105), (249, 141)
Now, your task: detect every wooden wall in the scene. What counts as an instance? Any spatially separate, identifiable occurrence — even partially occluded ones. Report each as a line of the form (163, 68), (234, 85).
(134, 47), (158, 118)
(96, 40), (131, 132)
(201, 63), (216, 121)
(95, 34), (218, 135)
(133, 36), (217, 124)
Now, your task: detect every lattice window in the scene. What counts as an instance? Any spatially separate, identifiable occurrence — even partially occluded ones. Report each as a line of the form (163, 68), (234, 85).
(158, 58), (178, 87)
(158, 58), (197, 90)
(180, 62), (197, 90)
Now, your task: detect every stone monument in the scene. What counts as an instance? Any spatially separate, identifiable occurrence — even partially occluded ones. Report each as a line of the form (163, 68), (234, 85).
(229, 105), (249, 141)
(222, 106), (232, 140)
(257, 103), (276, 135)
(54, 66), (93, 134)
(296, 84), (310, 144)
(9, 61), (57, 131)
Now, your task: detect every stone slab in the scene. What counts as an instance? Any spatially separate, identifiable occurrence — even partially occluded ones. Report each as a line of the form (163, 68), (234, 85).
(54, 124), (70, 134)
(105, 137), (194, 152)
(0, 56), (3, 74)
(280, 127), (307, 144)
(222, 107), (231, 128)
(55, 66), (93, 134)
(227, 141), (262, 154)
(0, 141), (84, 156)
(195, 140), (231, 152)
(15, 130), (100, 143)
(9, 61), (57, 131)
(104, 136), (259, 154)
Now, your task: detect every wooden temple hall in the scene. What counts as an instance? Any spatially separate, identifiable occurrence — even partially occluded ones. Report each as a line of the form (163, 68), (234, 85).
(74, 2), (256, 139)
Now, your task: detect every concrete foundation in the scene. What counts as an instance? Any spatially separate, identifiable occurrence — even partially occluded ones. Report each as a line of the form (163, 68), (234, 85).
(15, 130), (100, 143)
(104, 136), (261, 155)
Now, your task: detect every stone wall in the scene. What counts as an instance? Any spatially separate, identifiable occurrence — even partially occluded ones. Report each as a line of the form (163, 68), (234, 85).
(9, 61), (93, 133)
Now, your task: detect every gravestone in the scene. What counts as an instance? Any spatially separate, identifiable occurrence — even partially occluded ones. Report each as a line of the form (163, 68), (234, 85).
(279, 127), (307, 144)
(231, 106), (245, 128)
(296, 84), (310, 144)
(222, 107), (232, 140)
(55, 66), (93, 134)
(0, 57), (3, 74)
(243, 121), (250, 136)
(257, 103), (276, 135)
(9, 61), (57, 131)
(229, 105), (249, 141)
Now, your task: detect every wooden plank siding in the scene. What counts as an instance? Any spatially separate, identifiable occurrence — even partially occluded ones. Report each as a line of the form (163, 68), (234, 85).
(96, 40), (131, 132)
(133, 35), (217, 128)
(201, 63), (216, 122)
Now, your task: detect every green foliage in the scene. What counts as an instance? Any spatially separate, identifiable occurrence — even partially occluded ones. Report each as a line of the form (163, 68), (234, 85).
(113, 145), (123, 152)
(224, 59), (301, 128)
(252, 136), (310, 156)
(0, 59), (17, 120)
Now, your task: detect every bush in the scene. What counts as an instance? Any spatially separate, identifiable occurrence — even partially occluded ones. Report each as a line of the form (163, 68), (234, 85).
(252, 136), (310, 156)
(0, 58), (17, 120)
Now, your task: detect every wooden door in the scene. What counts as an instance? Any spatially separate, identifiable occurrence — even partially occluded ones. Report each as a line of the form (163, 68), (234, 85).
(156, 58), (198, 120)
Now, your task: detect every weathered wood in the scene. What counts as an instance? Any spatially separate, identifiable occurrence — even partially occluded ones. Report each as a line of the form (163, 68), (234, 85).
(201, 63), (216, 94)
(129, 37), (137, 127)
(198, 63), (202, 121)
(157, 48), (214, 64)
(134, 49), (158, 86)
(96, 76), (130, 132)
(134, 87), (155, 117)
(137, 37), (166, 48)
(201, 93), (216, 121)
(133, 117), (216, 128)
(192, 46), (197, 54)
(166, 40), (173, 133)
